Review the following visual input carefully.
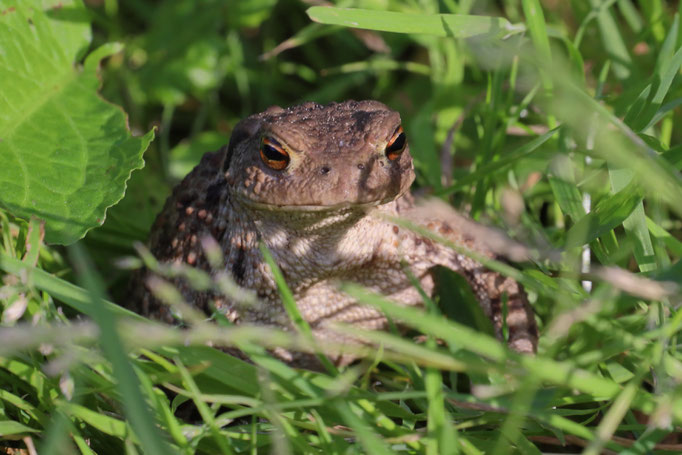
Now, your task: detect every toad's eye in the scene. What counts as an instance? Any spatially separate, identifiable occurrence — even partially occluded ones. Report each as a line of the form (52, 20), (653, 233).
(385, 126), (406, 161)
(260, 137), (290, 170)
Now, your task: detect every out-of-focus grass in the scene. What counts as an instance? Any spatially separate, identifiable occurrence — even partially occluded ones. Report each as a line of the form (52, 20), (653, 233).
(2, 0), (682, 453)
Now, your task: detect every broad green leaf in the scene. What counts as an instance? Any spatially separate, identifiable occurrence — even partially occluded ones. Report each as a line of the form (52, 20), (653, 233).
(307, 7), (519, 39)
(0, 0), (153, 244)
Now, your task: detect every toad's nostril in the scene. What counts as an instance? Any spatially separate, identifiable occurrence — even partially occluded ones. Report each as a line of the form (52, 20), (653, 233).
(357, 163), (365, 170)
(320, 166), (331, 175)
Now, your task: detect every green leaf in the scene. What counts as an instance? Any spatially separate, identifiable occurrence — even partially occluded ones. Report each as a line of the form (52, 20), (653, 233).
(564, 181), (644, 249)
(259, 243), (338, 374)
(438, 127), (558, 196)
(608, 167), (657, 272)
(0, 0), (153, 245)
(522, 0), (551, 62)
(0, 252), (142, 320)
(60, 401), (132, 439)
(646, 216), (682, 257)
(68, 244), (176, 455)
(335, 401), (394, 455)
(547, 154), (585, 221)
(588, 0), (632, 80)
(0, 420), (39, 437)
(625, 18), (682, 132)
(307, 7), (518, 39)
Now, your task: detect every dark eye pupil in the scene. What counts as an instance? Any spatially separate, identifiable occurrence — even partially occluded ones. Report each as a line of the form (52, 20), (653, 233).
(262, 143), (286, 161)
(387, 133), (406, 153)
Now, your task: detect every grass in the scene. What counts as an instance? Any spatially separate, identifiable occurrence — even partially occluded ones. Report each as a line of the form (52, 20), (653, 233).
(2, 0), (682, 453)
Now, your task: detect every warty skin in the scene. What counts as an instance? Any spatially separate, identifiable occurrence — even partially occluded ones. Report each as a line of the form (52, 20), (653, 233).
(129, 100), (538, 367)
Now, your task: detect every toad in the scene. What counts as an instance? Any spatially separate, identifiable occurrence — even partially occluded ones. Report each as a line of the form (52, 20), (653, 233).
(129, 100), (538, 366)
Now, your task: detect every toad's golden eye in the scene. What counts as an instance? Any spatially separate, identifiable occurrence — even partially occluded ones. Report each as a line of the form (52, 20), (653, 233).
(260, 137), (290, 170)
(385, 126), (406, 161)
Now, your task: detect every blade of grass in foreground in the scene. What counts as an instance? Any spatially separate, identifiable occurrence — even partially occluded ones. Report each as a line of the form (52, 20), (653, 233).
(522, 0), (555, 105)
(0, 253), (142, 320)
(307, 7), (519, 39)
(335, 400), (394, 455)
(68, 244), (175, 455)
(259, 243), (338, 374)
(340, 284), (671, 421)
(175, 358), (234, 454)
(552, 80), (682, 218)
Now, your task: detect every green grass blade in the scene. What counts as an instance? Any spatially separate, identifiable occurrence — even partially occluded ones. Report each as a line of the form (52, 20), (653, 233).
(0, 420), (40, 436)
(638, 0), (666, 43)
(552, 82), (682, 217)
(629, 44), (682, 132)
(335, 401), (394, 455)
(59, 401), (133, 440)
(522, 0), (551, 62)
(425, 360), (457, 455)
(646, 216), (682, 256)
(259, 244), (337, 374)
(655, 13), (679, 72)
(583, 378), (639, 455)
(617, 0), (643, 33)
(0, 253), (142, 320)
(564, 180), (643, 249)
(438, 127), (558, 196)
(608, 167), (657, 271)
(175, 358), (234, 454)
(547, 154), (585, 221)
(341, 284), (665, 420)
(68, 244), (176, 455)
(588, 0), (632, 79)
(307, 7), (518, 38)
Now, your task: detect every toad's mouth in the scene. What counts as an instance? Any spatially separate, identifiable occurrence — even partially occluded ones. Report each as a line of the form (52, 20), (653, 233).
(232, 191), (405, 213)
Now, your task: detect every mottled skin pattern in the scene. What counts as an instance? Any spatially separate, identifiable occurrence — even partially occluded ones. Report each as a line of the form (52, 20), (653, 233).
(129, 100), (538, 367)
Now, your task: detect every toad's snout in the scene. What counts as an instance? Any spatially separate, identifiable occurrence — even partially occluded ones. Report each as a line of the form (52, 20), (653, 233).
(310, 152), (410, 205)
